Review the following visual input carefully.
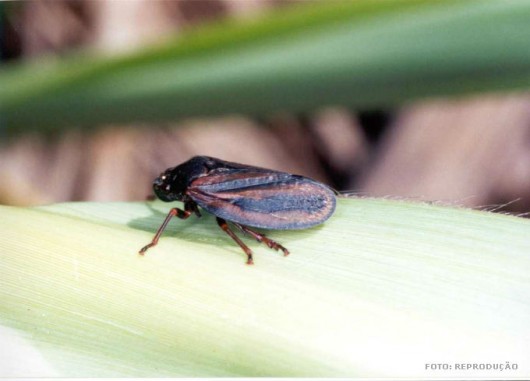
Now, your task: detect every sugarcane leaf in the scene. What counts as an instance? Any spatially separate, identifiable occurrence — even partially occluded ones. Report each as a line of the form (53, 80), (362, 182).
(1, 198), (529, 377)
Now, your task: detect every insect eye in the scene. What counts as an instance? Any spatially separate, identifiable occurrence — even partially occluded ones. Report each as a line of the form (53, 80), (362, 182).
(161, 175), (167, 180)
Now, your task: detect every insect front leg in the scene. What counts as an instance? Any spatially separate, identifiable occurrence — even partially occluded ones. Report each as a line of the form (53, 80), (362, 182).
(236, 224), (290, 257)
(216, 217), (254, 265)
(139, 202), (196, 255)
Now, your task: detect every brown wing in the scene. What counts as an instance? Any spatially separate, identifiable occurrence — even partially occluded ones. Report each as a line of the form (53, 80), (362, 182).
(187, 171), (336, 230)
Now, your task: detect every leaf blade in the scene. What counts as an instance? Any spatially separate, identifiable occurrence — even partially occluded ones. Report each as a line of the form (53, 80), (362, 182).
(1, 199), (529, 376)
(4, 1), (530, 132)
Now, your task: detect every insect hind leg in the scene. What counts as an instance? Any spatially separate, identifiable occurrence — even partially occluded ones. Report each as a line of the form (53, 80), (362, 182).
(216, 217), (254, 265)
(236, 224), (290, 257)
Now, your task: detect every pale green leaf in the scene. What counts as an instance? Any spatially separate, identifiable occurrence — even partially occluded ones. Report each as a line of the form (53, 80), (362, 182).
(1, 198), (529, 376)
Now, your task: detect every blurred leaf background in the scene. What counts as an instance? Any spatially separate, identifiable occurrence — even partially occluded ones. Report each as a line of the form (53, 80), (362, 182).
(1, 0), (530, 213)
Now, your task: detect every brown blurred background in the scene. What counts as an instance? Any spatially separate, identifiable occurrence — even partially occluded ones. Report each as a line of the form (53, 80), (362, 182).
(2, 0), (530, 216)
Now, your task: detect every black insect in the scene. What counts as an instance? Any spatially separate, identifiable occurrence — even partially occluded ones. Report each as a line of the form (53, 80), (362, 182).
(139, 156), (336, 264)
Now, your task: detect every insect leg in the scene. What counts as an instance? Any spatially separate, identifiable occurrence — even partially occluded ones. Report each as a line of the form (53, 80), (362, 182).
(237, 224), (290, 257)
(191, 203), (202, 217)
(139, 202), (195, 255)
(216, 217), (254, 265)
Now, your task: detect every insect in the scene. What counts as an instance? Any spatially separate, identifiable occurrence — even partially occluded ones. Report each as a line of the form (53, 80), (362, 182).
(139, 156), (336, 264)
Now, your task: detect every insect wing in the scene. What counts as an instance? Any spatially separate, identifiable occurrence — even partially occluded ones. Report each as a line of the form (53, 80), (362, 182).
(187, 170), (336, 230)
